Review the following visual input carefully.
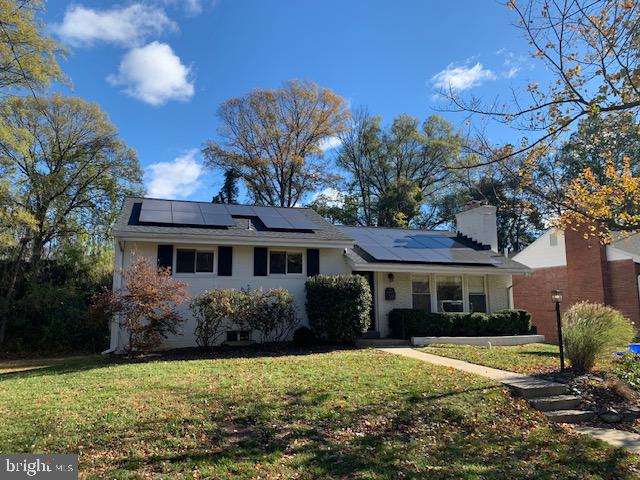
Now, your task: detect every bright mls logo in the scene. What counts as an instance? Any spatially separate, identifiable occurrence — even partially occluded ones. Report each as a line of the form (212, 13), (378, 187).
(1, 455), (77, 479)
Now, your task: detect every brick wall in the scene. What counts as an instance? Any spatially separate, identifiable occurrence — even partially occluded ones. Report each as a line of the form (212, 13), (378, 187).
(606, 259), (640, 326)
(565, 227), (608, 305)
(513, 266), (568, 343)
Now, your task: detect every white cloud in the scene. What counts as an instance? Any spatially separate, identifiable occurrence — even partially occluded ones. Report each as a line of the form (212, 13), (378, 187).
(311, 187), (344, 207)
(107, 42), (194, 106)
(319, 136), (342, 152)
(145, 149), (203, 198)
(432, 62), (496, 91)
(53, 4), (176, 47)
(163, 0), (203, 15)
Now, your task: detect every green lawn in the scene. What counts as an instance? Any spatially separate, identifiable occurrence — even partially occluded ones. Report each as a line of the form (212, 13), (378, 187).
(419, 343), (622, 375)
(0, 349), (638, 479)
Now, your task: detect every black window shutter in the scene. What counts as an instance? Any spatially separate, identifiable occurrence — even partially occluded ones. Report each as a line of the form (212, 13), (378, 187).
(218, 246), (233, 276)
(307, 248), (320, 277)
(157, 245), (173, 272)
(254, 247), (268, 276)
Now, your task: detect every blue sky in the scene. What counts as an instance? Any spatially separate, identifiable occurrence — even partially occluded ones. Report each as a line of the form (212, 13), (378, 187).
(44, 0), (544, 203)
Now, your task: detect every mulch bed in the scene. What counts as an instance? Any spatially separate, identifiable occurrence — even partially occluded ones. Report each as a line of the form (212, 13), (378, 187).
(540, 370), (640, 433)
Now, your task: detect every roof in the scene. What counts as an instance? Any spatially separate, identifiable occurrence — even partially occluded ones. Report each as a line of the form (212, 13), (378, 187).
(112, 197), (530, 273)
(338, 225), (531, 273)
(112, 197), (354, 246)
(610, 232), (640, 257)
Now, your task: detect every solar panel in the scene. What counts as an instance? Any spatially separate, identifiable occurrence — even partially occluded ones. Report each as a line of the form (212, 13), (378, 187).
(260, 215), (293, 229)
(142, 199), (171, 210)
(172, 211), (205, 225)
(200, 204), (231, 214)
(340, 226), (495, 265)
(203, 213), (236, 226)
(226, 204), (256, 216)
(281, 210), (318, 229)
(171, 202), (201, 213)
(139, 209), (172, 223)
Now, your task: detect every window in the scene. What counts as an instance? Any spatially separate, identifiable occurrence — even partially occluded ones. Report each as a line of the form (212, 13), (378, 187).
(550, 232), (558, 246)
(176, 249), (195, 273)
(226, 330), (251, 342)
(467, 275), (487, 313)
(176, 249), (214, 274)
(412, 276), (431, 312)
(287, 252), (303, 274)
(196, 251), (214, 273)
(436, 275), (463, 312)
(269, 251), (303, 274)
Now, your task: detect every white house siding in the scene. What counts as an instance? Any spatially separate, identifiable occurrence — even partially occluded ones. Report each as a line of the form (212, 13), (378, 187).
(513, 229), (567, 268)
(373, 271), (514, 338)
(113, 241), (350, 351)
(113, 240), (516, 349)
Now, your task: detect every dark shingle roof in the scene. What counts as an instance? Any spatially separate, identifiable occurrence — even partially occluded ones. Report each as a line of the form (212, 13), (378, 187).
(112, 197), (354, 244)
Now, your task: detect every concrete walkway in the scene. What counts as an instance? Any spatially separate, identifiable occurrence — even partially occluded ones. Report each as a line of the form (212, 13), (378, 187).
(378, 347), (640, 453)
(378, 347), (524, 382)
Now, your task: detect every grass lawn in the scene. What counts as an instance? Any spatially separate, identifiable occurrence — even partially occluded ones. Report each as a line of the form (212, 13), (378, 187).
(1, 349), (638, 479)
(419, 343), (625, 375)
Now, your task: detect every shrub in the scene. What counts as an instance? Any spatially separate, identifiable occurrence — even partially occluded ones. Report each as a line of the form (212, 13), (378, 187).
(388, 309), (532, 339)
(11, 283), (108, 353)
(248, 288), (298, 342)
(306, 274), (372, 343)
(494, 309), (532, 335)
(293, 326), (317, 346)
(562, 302), (635, 373)
(190, 289), (240, 348)
(96, 257), (191, 353)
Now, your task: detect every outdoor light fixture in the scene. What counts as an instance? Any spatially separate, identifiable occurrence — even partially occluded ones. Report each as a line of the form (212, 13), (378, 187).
(551, 289), (565, 372)
(551, 290), (563, 303)
(388, 273), (394, 282)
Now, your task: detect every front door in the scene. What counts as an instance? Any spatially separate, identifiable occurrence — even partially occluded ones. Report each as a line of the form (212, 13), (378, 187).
(354, 271), (376, 331)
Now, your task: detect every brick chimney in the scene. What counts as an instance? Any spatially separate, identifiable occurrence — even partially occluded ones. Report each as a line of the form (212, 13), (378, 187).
(455, 201), (498, 252)
(564, 226), (608, 305)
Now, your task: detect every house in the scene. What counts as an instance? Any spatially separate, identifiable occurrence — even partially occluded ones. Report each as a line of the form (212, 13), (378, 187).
(109, 197), (531, 351)
(512, 228), (640, 342)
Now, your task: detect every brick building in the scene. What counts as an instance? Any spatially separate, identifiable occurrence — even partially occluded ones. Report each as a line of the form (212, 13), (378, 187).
(512, 229), (640, 343)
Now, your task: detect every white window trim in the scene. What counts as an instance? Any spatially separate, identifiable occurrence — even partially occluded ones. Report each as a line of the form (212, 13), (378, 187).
(465, 274), (488, 313)
(409, 273), (489, 313)
(174, 246), (217, 276)
(410, 274), (431, 311)
(268, 249), (305, 276)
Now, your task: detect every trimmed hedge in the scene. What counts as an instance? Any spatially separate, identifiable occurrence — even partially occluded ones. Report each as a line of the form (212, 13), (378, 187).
(389, 308), (532, 339)
(305, 274), (372, 343)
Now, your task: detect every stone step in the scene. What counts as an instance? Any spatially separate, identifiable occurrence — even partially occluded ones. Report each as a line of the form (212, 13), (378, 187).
(545, 409), (595, 424)
(356, 338), (410, 348)
(529, 395), (582, 412)
(502, 377), (568, 399)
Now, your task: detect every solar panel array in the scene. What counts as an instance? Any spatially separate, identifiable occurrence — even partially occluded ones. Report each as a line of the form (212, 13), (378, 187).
(138, 199), (317, 230)
(340, 226), (499, 265)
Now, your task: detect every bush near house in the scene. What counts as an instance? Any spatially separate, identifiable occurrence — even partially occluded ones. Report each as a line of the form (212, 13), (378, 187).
(191, 288), (298, 346)
(306, 274), (372, 343)
(563, 302), (635, 373)
(389, 309), (532, 339)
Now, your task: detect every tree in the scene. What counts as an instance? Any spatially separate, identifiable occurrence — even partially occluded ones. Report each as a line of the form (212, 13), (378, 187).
(0, 94), (142, 344)
(96, 256), (190, 353)
(0, 94), (142, 275)
(429, 172), (546, 252)
(212, 167), (239, 204)
(442, 0), (640, 236)
(0, 0), (64, 92)
(335, 110), (461, 227)
(204, 80), (349, 207)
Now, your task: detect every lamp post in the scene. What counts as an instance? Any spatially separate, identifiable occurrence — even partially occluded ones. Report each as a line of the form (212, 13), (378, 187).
(551, 289), (565, 372)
